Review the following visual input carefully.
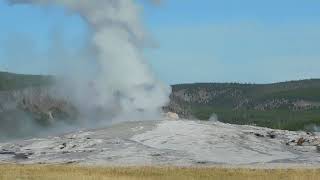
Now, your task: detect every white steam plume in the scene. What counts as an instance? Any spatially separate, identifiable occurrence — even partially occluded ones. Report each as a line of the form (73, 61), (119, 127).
(7, 0), (171, 121)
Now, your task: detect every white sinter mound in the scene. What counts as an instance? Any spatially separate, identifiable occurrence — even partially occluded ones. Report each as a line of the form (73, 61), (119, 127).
(0, 120), (319, 167)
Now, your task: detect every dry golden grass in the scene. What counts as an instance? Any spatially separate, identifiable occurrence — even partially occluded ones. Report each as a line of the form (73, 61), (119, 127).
(0, 164), (319, 180)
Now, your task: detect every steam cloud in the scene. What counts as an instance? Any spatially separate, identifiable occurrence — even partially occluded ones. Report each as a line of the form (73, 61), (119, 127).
(6, 0), (171, 122)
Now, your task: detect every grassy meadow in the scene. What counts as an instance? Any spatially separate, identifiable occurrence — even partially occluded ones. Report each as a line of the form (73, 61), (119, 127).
(0, 165), (320, 180)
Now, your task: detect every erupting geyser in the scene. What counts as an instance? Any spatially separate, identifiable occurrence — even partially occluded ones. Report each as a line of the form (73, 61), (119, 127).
(7, 0), (171, 121)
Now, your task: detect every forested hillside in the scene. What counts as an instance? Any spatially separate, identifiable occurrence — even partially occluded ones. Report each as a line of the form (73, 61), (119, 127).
(166, 80), (320, 131)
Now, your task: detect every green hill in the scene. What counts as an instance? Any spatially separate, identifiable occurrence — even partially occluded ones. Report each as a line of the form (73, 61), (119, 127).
(167, 80), (320, 131)
(0, 72), (53, 90)
(1, 72), (320, 131)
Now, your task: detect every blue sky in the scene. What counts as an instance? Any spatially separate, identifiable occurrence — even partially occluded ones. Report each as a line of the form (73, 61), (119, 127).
(1, 0), (320, 84)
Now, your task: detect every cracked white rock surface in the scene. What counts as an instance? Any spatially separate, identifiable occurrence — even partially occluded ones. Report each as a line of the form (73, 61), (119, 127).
(0, 120), (319, 167)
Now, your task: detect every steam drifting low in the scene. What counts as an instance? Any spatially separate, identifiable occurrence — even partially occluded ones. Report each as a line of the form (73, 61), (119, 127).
(6, 0), (171, 122)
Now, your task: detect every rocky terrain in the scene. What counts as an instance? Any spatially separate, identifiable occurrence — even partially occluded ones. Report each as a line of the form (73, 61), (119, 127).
(0, 72), (76, 133)
(0, 86), (78, 140)
(0, 86), (76, 123)
(0, 119), (319, 167)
